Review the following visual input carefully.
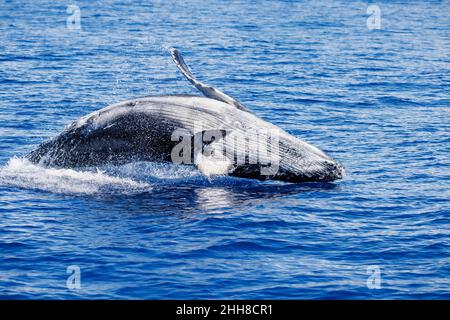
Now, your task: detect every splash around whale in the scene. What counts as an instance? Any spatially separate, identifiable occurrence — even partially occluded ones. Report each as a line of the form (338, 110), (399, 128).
(26, 48), (345, 183)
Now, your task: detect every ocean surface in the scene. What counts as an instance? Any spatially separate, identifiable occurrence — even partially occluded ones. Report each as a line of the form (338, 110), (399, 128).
(0, 0), (449, 299)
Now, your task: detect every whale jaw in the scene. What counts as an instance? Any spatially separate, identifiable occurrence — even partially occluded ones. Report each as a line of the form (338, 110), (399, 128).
(291, 159), (345, 183)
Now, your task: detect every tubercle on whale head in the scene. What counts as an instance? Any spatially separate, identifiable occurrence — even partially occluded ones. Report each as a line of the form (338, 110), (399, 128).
(298, 158), (345, 182)
(265, 157), (345, 183)
(329, 160), (346, 181)
(294, 155), (346, 183)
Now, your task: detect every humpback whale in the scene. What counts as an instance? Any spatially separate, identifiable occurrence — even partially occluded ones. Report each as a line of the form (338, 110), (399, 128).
(26, 48), (344, 183)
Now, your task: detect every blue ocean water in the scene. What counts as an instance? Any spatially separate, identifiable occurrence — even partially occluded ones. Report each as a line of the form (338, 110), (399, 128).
(0, 0), (449, 299)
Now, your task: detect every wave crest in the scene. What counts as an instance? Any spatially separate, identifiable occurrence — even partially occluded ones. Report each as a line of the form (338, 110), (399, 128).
(0, 157), (154, 195)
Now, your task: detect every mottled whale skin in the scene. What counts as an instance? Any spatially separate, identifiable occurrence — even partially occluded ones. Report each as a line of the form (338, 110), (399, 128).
(26, 49), (345, 183)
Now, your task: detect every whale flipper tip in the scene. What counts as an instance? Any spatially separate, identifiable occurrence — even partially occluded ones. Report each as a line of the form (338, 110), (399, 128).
(168, 47), (251, 113)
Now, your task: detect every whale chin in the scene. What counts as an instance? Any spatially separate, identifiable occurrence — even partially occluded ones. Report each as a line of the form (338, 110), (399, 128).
(226, 158), (345, 184)
(312, 160), (345, 182)
(277, 159), (345, 183)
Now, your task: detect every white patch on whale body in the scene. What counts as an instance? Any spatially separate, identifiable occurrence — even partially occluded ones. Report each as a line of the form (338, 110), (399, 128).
(195, 153), (233, 178)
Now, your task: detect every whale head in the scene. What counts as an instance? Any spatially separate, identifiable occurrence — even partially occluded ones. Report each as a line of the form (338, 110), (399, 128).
(210, 125), (345, 183)
(267, 133), (345, 183)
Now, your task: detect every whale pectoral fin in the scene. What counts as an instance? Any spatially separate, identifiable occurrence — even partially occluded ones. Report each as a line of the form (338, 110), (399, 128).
(195, 150), (234, 178)
(193, 129), (235, 178)
(169, 47), (252, 113)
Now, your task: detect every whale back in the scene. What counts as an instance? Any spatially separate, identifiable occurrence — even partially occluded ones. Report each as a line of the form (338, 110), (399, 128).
(27, 95), (251, 168)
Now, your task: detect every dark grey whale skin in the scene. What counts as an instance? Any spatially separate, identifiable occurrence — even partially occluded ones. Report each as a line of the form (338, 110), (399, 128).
(27, 95), (344, 183)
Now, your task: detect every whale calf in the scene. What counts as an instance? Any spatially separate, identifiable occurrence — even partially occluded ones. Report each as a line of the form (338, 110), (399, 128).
(26, 48), (344, 183)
